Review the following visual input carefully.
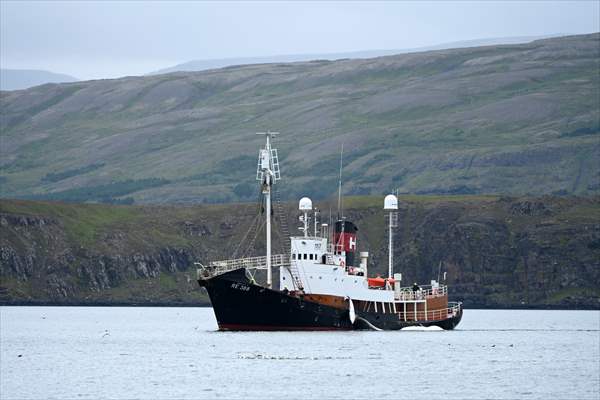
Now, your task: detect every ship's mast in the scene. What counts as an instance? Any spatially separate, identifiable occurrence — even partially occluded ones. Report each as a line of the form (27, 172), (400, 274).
(384, 194), (398, 279)
(337, 144), (344, 219)
(256, 131), (280, 288)
(299, 197), (312, 238)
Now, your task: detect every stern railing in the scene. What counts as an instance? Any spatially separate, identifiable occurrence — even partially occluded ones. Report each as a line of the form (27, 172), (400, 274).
(397, 302), (462, 322)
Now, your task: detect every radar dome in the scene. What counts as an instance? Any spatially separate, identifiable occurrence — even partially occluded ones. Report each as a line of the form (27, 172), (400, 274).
(299, 197), (313, 210)
(384, 194), (398, 210)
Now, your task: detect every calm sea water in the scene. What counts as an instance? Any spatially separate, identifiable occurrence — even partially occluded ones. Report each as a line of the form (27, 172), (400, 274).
(1, 307), (598, 400)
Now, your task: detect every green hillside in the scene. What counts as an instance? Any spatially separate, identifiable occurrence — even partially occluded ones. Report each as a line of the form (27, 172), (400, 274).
(1, 33), (599, 204)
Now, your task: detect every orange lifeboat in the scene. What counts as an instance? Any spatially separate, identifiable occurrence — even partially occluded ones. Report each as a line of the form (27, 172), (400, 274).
(367, 277), (395, 288)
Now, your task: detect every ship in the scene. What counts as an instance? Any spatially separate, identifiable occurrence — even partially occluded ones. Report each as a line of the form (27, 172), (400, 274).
(196, 132), (463, 331)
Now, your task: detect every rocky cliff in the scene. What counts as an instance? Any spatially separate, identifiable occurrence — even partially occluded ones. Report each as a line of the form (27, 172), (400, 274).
(1, 196), (598, 308)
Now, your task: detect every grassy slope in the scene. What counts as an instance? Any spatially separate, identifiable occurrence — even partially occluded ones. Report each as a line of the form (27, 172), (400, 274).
(0, 34), (598, 204)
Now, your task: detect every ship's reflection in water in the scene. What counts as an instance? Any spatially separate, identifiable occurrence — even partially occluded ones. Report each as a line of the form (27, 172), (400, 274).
(1, 307), (598, 400)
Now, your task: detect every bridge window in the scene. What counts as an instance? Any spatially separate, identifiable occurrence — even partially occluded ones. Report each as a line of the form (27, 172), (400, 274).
(292, 254), (296, 260)
(309, 254), (314, 260)
(304, 254), (308, 260)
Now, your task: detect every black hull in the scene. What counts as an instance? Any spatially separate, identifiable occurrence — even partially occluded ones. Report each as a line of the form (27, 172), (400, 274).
(199, 268), (353, 330)
(198, 269), (462, 331)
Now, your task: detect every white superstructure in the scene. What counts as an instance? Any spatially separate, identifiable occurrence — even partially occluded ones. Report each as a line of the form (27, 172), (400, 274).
(280, 235), (394, 302)
(279, 196), (394, 302)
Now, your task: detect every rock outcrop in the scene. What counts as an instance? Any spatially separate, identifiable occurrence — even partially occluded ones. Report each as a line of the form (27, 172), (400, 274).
(0, 196), (598, 308)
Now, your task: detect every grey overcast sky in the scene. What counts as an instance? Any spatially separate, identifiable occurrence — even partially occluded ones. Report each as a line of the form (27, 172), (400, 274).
(1, 1), (599, 80)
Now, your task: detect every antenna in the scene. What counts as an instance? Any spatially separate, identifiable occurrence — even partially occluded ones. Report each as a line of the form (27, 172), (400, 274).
(328, 206), (332, 241)
(337, 143), (344, 219)
(256, 131), (280, 184)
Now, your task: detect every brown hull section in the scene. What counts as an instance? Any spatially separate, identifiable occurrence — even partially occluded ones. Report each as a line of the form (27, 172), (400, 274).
(303, 293), (453, 323)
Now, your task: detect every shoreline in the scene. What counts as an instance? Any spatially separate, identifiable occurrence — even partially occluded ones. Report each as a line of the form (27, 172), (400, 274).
(0, 301), (598, 311)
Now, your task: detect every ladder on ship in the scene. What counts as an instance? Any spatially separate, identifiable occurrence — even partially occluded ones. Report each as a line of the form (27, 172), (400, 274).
(273, 172), (303, 291)
(273, 186), (290, 254)
(270, 148), (281, 181)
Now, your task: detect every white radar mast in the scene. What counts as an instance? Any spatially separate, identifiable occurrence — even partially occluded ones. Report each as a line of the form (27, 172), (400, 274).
(256, 131), (281, 288)
(299, 197), (312, 238)
(384, 194), (398, 279)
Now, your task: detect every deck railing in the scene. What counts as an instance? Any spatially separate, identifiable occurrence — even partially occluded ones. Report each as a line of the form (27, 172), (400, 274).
(394, 285), (447, 300)
(196, 254), (290, 279)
